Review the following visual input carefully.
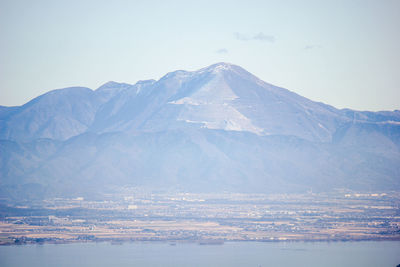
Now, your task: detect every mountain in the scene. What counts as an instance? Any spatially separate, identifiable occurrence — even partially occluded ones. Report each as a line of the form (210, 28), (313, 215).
(0, 63), (399, 200)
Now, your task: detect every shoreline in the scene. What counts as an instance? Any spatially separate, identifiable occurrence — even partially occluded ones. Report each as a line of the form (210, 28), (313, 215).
(2, 236), (400, 246)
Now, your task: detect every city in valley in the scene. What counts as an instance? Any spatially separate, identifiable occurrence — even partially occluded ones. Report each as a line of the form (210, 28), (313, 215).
(1, 189), (399, 245)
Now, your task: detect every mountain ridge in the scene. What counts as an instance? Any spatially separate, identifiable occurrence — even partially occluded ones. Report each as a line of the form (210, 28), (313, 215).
(1, 62), (398, 142)
(0, 63), (399, 200)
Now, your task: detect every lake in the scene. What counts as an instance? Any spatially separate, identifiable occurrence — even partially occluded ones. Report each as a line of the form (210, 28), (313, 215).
(0, 241), (399, 267)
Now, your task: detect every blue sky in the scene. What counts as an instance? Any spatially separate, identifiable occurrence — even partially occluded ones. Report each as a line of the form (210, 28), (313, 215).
(1, 0), (399, 111)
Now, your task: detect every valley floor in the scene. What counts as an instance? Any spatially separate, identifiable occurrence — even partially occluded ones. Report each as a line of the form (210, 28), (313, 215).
(1, 190), (399, 245)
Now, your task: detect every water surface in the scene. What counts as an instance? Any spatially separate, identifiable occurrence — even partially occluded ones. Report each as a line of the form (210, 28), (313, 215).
(1, 241), (399, 267)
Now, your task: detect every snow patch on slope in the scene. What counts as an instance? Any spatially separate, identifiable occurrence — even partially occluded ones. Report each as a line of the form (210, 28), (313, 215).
(169, 74), (265, 135)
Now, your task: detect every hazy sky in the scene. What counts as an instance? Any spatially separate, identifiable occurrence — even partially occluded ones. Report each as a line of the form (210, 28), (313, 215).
(1, 0), (399, 111)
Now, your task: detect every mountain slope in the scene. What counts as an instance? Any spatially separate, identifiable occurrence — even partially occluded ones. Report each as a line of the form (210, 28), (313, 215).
(0, 82), (132, 141)
(2, 63), (399, 142)
(1, 129), (399, 199)
(89, 63), (348, 142)
(0, 63), (399, 200)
